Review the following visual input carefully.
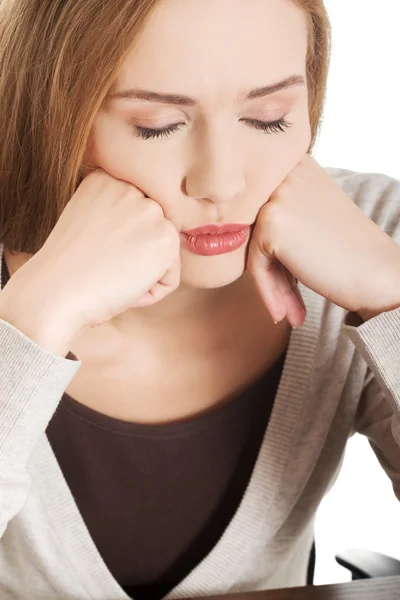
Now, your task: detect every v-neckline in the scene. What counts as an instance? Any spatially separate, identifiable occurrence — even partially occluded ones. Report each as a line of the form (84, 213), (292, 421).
(27, 282), (324, 600)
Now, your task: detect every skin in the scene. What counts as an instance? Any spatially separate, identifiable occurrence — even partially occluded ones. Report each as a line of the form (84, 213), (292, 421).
(4, 0), (312, 422)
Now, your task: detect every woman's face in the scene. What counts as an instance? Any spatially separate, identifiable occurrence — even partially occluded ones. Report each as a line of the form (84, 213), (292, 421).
(86, 0), (312, 290)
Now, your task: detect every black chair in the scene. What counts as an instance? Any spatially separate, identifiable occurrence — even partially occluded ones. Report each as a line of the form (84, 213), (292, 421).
(306, 540), (400, 584)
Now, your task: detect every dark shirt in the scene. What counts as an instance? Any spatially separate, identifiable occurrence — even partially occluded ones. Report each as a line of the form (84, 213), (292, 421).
(2, 253), (286, 600)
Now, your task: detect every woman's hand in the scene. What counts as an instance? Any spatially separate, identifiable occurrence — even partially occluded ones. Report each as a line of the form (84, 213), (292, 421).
(246, 154), (400, 327)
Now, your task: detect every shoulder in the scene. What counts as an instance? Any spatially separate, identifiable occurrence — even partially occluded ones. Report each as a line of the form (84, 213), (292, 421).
(323, 165), (400, 243)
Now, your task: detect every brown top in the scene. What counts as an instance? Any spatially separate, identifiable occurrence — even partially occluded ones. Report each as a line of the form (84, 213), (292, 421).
(1, 254), (286, 600)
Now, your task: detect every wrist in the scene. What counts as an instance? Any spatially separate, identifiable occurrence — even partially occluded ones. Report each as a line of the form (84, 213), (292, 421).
(0, 279), (83, 357)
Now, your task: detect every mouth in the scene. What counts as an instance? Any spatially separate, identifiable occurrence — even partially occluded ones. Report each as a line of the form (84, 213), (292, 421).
(180, 224), (251, 256)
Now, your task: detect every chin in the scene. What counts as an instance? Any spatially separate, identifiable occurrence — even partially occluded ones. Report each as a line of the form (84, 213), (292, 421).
(180, 252), (247, 289)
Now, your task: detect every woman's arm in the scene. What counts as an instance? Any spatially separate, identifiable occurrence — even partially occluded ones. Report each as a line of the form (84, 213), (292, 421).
(344, 307), (400, 500)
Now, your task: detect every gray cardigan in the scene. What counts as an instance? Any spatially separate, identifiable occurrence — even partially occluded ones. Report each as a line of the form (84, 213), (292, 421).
(1, 166), (400, 599)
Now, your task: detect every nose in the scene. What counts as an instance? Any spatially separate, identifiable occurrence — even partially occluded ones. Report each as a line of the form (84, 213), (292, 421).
(184, 127), (246, 205)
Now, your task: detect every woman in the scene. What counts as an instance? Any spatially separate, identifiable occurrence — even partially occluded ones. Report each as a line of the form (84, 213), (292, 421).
(0, 0), (399, 599)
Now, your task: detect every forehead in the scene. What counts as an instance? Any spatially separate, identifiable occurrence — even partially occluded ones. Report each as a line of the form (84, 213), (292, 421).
(114, 0), (308, 102)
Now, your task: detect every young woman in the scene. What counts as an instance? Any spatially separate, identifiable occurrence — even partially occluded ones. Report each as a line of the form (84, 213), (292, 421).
(0, 0), (399, 598)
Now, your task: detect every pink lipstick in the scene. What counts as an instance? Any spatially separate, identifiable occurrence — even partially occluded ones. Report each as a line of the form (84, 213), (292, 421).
(180, 223), (251, 256)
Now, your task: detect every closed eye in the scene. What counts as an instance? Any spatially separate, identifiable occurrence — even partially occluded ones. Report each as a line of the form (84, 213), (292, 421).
(131, 117), (293, 140)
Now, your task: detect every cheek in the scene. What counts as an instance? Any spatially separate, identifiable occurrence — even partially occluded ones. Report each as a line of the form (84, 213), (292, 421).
(83, 119), (178, 218)
(249, 121), (312, 205)
(85, 116), (159, 183)
(85, 118), (141, 180)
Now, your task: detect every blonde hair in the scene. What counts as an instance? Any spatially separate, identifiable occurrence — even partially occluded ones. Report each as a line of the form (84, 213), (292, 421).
(0, 0), (331, 255)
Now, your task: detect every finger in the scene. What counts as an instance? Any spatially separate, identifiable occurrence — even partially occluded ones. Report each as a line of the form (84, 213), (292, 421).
(248, 258), (287, 322)
(276, 264), (307, 327)
(268, 263), (303, 326)
(279, 266), (307, 315)
(134, 256), (181, 308)
(246, 236), (288, 321)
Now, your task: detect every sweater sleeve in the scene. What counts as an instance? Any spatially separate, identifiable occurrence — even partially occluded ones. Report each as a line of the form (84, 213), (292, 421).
(342, 307), (400, 501)
(0, 318), (81, 538)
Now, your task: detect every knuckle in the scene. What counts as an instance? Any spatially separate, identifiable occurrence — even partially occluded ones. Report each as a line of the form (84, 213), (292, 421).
(145, 198), (164, 218)
(81, 168), (108, 190)
(160, 220), (180, 248)
(121, 181), (144, 197)
(94, 170), (121, 190)
(89, 168), (107, 180)
(259, 201), (283, 229)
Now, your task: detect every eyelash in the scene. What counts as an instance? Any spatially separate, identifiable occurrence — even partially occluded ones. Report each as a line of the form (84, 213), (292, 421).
(133, 117), (293, 140)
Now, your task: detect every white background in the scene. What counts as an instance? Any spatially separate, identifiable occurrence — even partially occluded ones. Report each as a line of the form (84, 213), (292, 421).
(312, 0), (400, 585)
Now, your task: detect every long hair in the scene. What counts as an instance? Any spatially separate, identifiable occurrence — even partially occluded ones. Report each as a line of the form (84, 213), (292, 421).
(0, 0), (331, 255)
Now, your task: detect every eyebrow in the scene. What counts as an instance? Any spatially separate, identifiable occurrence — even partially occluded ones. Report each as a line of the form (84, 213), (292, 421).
(107, 74), (306, 106)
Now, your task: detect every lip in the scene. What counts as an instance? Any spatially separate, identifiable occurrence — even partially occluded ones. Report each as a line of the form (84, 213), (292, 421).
(180, 225), (251, 256)
(182, 223), (251, 235)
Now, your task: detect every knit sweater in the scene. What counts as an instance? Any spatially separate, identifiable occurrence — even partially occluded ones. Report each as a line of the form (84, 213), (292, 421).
(1, 165), (400, 600)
